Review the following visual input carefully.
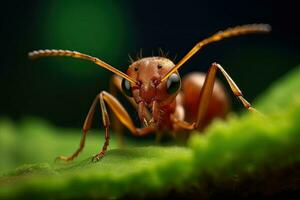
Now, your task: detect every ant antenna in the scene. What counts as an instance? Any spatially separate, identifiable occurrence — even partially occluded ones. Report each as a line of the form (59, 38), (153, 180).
(161, 24), (271, 81)
(28, 49), (137, 84)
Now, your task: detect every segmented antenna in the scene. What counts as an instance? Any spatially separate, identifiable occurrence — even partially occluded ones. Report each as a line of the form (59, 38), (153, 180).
(161, 24), (271, 81)
(28, 49), (137, 84)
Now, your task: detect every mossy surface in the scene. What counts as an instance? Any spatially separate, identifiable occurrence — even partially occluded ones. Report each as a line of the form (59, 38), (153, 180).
(1, 66), (300, 199)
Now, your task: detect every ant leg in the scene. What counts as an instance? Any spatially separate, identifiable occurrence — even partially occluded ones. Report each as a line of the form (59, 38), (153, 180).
(196, 62), (258, 128)
(172, 118), (196, 130)
(91, 91), (155, 161)
(57, 91), (155, 162)
(170, 97), (196, 131)
(169, 104), (197, 140)
(56, 96), (99, 162)
(171, 117), (196, 140)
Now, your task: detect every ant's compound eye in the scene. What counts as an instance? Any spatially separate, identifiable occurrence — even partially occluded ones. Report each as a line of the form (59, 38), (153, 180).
(121, 78), (133, 97)
(166, 73), (181, 94)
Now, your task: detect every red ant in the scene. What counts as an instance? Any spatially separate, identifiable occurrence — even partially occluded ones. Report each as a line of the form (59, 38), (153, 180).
(29, 24), (271, 162)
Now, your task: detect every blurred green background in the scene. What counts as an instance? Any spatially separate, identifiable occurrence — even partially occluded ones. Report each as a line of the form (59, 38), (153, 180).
(0, 0), (299, 128)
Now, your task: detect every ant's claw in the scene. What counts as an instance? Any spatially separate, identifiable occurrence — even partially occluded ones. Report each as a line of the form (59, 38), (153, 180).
(92, 152), (105, 162)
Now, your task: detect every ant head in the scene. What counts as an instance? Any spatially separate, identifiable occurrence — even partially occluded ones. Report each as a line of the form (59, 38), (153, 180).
(121, 57), (181, 107)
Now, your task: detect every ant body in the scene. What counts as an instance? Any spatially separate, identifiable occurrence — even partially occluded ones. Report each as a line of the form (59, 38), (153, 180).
(29, 24), (271, 162)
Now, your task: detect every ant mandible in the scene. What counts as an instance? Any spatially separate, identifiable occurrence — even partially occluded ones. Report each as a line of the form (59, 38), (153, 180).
(29, 24), (271, 162)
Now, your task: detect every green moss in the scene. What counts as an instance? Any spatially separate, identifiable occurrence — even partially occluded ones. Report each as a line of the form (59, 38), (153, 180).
(190, 98), (300, 178)
(1, 66), (300, 199)
(1, 147), (193, 199)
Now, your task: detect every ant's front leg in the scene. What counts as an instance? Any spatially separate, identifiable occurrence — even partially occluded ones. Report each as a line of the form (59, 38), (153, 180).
(56, 91), (156, 162)
(170, 106), (197, 140)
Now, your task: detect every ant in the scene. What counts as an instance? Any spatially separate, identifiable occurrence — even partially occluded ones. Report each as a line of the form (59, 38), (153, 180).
(29, 24), (271, 162)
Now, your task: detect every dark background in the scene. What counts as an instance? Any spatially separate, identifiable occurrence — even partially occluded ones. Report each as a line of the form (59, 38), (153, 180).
(0, 0), (299, 128)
